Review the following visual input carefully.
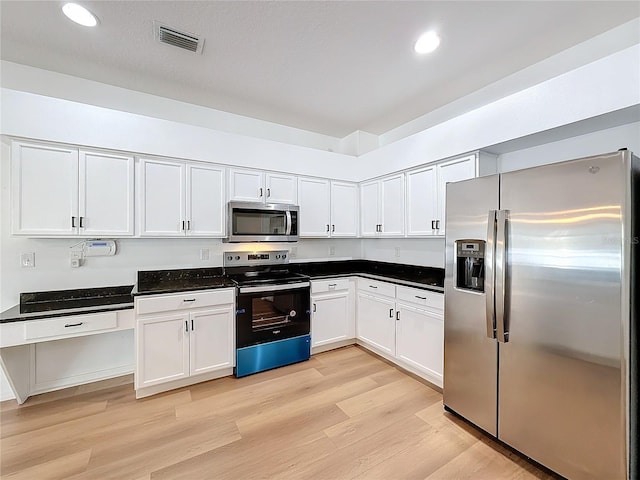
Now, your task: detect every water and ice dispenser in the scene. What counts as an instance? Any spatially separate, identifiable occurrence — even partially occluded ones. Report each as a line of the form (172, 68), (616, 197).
(455, 240), (485, 292)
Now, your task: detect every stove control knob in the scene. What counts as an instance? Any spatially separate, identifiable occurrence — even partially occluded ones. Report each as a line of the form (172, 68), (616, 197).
(226, 255), (233, 261)
(282, 254), (287, 259)
(275, 254), (281, 259)
(235, 255), (241, 260)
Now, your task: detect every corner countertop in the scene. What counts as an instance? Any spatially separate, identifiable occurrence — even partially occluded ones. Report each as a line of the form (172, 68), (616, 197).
(1, 285), (134, 324)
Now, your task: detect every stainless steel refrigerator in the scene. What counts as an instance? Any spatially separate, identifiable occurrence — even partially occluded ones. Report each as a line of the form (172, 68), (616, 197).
(443, 150), (638, 479)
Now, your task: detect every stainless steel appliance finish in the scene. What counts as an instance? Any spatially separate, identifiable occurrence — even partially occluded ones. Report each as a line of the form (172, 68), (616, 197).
(444, 151), (638, 480)
(225, 250), (311, 377)
(226, 202), (299, 243)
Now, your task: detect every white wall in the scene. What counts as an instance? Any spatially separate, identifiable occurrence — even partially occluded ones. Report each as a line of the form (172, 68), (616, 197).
(361, 238), (446, 268)
(497, 121), (640, 173)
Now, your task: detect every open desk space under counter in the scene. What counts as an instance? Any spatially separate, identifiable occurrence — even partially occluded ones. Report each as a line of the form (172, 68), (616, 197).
(0, 285), (135, 405)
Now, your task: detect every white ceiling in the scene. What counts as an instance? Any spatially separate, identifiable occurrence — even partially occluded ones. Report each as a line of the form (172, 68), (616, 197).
(1, 1), (638, 138)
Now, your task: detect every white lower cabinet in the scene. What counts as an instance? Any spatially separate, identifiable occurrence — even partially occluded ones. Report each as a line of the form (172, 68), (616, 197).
(310, 278), (355, 351)
(356, 280), (444, 387)
(135, 288), (235, 397)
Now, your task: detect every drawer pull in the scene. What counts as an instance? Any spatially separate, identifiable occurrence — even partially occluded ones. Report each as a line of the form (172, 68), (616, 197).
(389, 308), (394, 318)
(183, 298), (196, 303)
(369, 285), (378, 289)
(64, 322), (84, 328)
(415, 295), (427, 300)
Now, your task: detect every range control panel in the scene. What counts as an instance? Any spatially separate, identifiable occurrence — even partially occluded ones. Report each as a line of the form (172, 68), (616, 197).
(223, 250), (289, 267)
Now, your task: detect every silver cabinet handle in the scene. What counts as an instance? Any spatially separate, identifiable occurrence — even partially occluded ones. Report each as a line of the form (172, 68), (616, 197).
(332, 225), (335, 232)
(182, 220), (186, 231)
(259, 187), (263, 197)
(389, 308), (393, 318)
(326, 224), (330, 232)
(185, 320), (189, 333)
(187, 220), (191, 230)
(431, 220), (436, 230)
(485, 210), (497, 339)
(369, 285), (378, 289)
(495, 209), (509, 343)
(415, 295), (426, 300)
(396, 311), (400, 321)
(79, 216), (84, 228)
(183, 298), (196, 303)
(191, 319), (194, 331)
(313, 303), (317, 312)
(436, 220), (440, 229)
(64, 322), (83, 328)
(267, 188), (271, 197)
(71, 216), (77, 228)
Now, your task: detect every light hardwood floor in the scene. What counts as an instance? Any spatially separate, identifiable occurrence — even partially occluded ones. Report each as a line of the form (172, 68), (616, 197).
(0, 346), (559, 479)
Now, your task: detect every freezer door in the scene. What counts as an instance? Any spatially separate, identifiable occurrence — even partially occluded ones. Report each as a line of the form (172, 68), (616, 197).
(444, 174), (499, 435)
(498, 152), (627, 479)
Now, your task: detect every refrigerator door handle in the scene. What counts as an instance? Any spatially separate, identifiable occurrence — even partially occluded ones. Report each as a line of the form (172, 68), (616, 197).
(495, 209), (509, 343)
(485, 210), (497, 339)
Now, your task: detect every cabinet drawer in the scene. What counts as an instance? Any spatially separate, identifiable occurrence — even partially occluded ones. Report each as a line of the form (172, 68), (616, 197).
(136, 289), (234, 315)
(357, 278), (395, 298)
(396, 286), (443, 311)
(24, 311), (118, 341)
(311, 278), (350, 294)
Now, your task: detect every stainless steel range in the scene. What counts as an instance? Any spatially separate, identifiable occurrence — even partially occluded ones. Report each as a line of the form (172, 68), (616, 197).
(224, 250), (311, 377)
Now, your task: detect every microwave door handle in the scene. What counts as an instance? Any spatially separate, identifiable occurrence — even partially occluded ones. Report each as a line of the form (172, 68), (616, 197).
(485, 210), (497, 339)
(285, 210), (292, 236)
(495, 209), (509, 343)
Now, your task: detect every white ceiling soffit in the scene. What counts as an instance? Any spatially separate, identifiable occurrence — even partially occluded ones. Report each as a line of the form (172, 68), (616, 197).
(1, 1), (639, 138)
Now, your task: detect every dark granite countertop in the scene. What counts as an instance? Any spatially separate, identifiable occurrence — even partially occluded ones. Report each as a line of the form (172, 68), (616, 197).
(290, 260), (444, 293)
(134, 267), (235, 296)
(1, 285), (134, 324)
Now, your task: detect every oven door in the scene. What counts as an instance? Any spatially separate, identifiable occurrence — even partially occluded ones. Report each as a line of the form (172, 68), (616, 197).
(236, 282), (310, 348)
(227, 202), (299, 243)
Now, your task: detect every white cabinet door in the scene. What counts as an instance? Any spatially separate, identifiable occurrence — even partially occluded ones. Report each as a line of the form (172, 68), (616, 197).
(396, 303), (444, 386)
(298, 177), (331, 237)
(11, 141), (78, 236)
(136, 314), (190, 388)
(79, 150), (134, 236)
(139, 158), (185, 236)
(331, 182), (358, 237)
(360, 181), (380, 237)
(189, 306), (234, 376)
(356, 293), (396, 356)
(406, 165), (438, 237)
(229, 168), (264, 202)
(266, 173), (297, 204)
(436, 154), (477, 235)
(186, 164), (225, 237)
(380, 174), (405, 236)
(311, 293), (350, 348)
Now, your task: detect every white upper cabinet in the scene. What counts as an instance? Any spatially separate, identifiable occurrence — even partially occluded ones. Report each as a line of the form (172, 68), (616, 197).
(330, 181), (358, 237)
(11, 140), (134, 237)
(298, 177), (331, 237)
(229, 168), (297, 204)
(360, 174), (405, 237)
(405, 154), (477, 237)
(139, 158), (225, 237)
(406, 165), (438, 236)
(298, 178), (358, 237)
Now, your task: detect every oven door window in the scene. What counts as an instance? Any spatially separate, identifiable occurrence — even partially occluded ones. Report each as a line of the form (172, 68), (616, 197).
(252, 294), (296, 330)
(233, 209), (287, 235)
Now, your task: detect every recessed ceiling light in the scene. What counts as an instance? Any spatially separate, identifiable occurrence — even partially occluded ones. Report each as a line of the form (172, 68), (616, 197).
(62, 3), (98, 27)
(414, 31), (440, 54)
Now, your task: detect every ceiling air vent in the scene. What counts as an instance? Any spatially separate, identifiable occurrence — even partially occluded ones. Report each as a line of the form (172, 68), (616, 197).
(154, 21), (204, 54)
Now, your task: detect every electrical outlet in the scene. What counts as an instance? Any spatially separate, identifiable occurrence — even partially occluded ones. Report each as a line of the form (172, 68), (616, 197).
(329, 246), (335, 256)
(70, 251), (82, 268)
(200, 248), (210, 261)
(21, 252), (35, 268)
(395, 247), (401, 258)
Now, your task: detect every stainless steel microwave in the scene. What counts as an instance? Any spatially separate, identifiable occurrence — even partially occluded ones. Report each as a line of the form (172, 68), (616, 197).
(226, 202), (299, 243)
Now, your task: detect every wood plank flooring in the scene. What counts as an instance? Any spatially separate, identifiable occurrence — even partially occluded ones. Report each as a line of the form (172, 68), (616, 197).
(0, 346), (559, 479)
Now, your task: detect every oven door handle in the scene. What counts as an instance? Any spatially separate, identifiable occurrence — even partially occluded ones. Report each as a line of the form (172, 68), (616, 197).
(239, 281), (310, 294)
